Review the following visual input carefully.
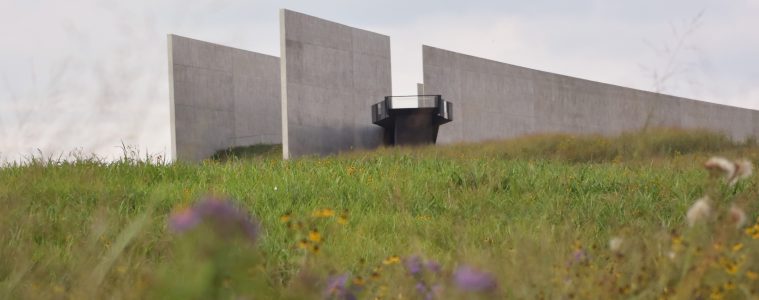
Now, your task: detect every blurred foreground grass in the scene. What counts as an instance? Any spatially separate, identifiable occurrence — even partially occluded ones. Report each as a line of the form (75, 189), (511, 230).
(2, 128), (759, 299)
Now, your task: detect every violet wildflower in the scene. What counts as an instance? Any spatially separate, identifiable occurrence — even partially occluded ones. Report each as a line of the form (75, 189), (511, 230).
(324, 274), (356, 300)
(169, 207), (201, 232)
(426, 260), (441, 274)
(168, 197), (260, 242)
(404, 255), (423, 276)
(453, 266), (497, 293)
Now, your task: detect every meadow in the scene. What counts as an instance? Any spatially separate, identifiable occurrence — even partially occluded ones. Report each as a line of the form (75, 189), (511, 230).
(1, 128), (759, 299)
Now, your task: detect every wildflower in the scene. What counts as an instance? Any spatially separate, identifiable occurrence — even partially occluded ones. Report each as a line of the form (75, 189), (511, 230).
(705, 157), (736, 180)
(745, 224), (759, 239)
(404, 255), (423, 275)
(731, 243), (744, 252)
(704, 157), (753, 185)
(426, 260), (441, 274)
(609, 237), (623, 253)
(168, 197), (260, 242)
(311, 244), (320, 254)
(453, 266), (497, 293)
(746, 271), (758, 280)
(313, 208), (335, 218)
(324, 274), (355, 300)
(719, 257), (739, 275)
(297, 238), (309, 249)
(686, 196), (711, 227)
(309, 229), (322, 243)
(351, 276), (365, 286)
(337, 210), (349, 225)
(279, 212), (291, 223)
(730, 159), (753, 185)
(710, 286), (724, 300)
(168, 206), (201, 232)
(729, 204), (747, 228)
(568, 248), (589, 266)
(723, 281), (736, 290)
(382, 255), (401, 265)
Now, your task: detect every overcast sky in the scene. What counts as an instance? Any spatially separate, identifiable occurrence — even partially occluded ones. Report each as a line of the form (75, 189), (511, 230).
(1, 0), (758, 162)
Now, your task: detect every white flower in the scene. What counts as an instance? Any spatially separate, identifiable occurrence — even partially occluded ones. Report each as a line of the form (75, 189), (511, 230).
(704, 157), (736, 180)
(730, 159), (753, 186)
(686, 196), (712, 227)
(274, 186), (278, 191)
(608, 237), (623, 252)
(729, 204), (747, 229)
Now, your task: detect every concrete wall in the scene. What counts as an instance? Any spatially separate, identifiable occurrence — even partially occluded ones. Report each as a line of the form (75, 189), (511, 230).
(168, 34), (281, 161)
(280, 9), (391, 159)
(423, 45), (759, 144)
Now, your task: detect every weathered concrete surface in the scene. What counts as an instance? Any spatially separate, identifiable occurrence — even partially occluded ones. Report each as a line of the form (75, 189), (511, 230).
(168, 34), (281, 161)
(423, 45), (759, 143)
(280, 9), (391, 159)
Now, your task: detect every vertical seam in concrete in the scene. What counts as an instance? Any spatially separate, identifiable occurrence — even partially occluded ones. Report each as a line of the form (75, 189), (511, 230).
(350, 30), (356, 148)
(229, 48), (237, 148)
(167, 34), (177, 161)
(279, 9), (290, 159)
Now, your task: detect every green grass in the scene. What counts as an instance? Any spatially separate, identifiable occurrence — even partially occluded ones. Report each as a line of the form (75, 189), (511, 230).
(2, 128), (759, 299)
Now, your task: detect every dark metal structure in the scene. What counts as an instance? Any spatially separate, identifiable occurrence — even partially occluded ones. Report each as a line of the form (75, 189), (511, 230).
(371, 95), (453, 146)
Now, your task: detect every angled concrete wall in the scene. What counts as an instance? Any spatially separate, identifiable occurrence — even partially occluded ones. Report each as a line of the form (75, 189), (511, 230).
(168, 34), (281, 161)
(423, 45), (759, 144)
(280, 9), (391, 159)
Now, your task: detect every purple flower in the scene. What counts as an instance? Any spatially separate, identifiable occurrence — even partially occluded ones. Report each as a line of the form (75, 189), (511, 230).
(168, 207), (201, 232)
(453, 266), (497, 292)
(426, 260), (441, 274)
(404, 255), (423, 275)
(324, 274), (356, 300)
(566, 249), (589, 267)
(168, 197), (260, 242)
(416, 282), (427, 293)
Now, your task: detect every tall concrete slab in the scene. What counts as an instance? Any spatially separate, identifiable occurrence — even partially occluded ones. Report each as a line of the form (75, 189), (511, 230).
(280, 9), (391, 159)
(168, 34), (281, 161)
(423, 45), (759, 143)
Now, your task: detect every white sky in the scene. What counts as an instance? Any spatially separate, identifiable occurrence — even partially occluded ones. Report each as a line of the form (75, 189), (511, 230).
(1, 0), (758, 162)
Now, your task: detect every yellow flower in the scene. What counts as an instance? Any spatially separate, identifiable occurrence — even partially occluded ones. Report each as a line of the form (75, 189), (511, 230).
(279, 213), (291, 223)
(312, 208), (335, 218)
(720, 258), (739, 275)
(352, 276), (365, 286)
(297, 239), (309, 249)
(572, 241), (583, 251)
(337, 211), (349, 225)
(671, 235), (684, 252)
(710, 288), (724, 300)
(731, 243), (744, 252)
(347, 166), (357, 176)
(746, 270), (758, 280)
(309, 229), (322, 243)
(723, 281), (736, 290)
(311, 244), (320, 254)
(382, 255), (401, 265)
(370, 271), (381, 280)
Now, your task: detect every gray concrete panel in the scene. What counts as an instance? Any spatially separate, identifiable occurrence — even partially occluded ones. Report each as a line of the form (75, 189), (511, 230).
(423, 45), (759, 143)
(280, 9), (391, 159)
(168, 34), (281, 161)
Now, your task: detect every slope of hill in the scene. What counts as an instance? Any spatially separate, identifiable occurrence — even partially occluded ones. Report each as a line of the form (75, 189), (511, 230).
(1, 128), (758, 299)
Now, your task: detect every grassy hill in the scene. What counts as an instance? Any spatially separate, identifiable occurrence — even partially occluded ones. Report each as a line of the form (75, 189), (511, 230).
(2, 128), (759, 299)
